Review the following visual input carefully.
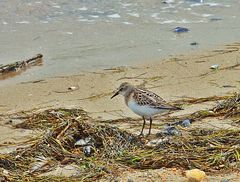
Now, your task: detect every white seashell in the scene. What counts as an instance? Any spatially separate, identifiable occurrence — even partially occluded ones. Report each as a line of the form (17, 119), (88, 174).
(210, 64), (219, 69)
(74, 139), (87, 146)
(68, 86), (77, 90)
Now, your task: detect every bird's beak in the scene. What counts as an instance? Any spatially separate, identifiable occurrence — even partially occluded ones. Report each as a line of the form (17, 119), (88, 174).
(111, 91), (119, 99)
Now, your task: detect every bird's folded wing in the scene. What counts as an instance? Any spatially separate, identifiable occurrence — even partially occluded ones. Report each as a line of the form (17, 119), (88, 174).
(135, 89), (180, 110)
(137, 88), (166, 102)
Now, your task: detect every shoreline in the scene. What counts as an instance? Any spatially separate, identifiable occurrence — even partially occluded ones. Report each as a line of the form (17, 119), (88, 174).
(0, 39), (239, 87)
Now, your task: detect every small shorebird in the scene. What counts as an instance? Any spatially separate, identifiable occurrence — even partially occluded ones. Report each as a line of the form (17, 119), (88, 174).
(111, 82), (181, 136)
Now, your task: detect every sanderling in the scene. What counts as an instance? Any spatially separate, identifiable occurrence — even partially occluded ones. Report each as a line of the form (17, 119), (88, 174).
(111, 82), (181, 136)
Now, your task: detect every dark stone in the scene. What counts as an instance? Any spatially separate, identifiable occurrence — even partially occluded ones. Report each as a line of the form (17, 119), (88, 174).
(173, 27), (189, 33)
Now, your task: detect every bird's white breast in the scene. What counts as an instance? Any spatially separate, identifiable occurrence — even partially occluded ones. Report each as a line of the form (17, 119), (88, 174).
(127, 100), (166, 117)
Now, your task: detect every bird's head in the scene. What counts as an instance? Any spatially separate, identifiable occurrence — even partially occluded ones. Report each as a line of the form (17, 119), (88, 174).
(111, 82), (134, 99)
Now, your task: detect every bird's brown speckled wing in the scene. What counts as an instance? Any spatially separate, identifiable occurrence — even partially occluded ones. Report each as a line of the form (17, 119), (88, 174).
(133, 88), (179, 110)
(137, 88), (166, 102)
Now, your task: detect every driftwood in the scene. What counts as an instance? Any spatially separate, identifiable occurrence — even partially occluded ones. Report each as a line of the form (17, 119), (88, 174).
(0, 54), (43, 75)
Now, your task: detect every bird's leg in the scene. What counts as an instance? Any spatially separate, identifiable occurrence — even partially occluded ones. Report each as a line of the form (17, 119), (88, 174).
(139, 116), (146, 136)
(147, 117), (153, 136)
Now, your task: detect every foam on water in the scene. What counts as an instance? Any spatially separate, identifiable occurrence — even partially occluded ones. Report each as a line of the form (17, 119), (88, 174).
(79, 7), (88, 11)
(127, 13), (140, 18)
(122, 21), (133, 25)
(107, 14), (121, 18)
(0, 0), (239, 85)
(16, 21), (30, 24)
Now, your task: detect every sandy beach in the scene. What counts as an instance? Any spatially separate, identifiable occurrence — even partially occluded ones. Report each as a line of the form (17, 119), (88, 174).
(1, 43), (239, 117)
(0, 43), (240, 181)
(1, 0), (240, 181)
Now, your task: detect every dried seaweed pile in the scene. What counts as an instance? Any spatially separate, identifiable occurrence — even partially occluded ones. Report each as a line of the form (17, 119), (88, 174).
(165, 93), (240, 124)
(117, 93), (240, 172)
(190, 93), (240, 122)
(15, 108), (90, 130)
(1, 109), (142, 181)
(213, 93), (240, 118)
(0, 94), (240, 181)
(119, 129), (240, 172)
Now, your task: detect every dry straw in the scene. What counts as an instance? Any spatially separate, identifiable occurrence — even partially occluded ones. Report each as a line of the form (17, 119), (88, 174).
(0, 93), (239, 181)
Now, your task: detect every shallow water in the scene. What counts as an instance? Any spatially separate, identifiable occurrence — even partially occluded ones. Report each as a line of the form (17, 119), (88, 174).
(0, 0), (240, 84)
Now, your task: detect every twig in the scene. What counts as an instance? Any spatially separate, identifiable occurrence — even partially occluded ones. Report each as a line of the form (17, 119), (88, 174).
(53, 86), (80, 93)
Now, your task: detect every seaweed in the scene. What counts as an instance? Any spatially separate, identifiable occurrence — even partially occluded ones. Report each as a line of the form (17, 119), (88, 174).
(119, 129), (240, 172)
(0, 94), (240, 181)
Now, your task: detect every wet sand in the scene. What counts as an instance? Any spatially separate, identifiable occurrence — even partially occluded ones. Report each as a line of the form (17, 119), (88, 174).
(0, 43), (240, 181)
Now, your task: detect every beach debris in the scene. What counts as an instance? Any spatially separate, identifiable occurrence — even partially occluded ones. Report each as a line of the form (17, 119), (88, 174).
(29, 156), (52, 174)
(181, 119), (191, 127)
(74, 137), (92, 146)
(0, 54), (43, 76)
(146, 138), (169, 147)
(213, 92), (240, 118)
(210, 17), (222, 21)
(83, 145), (94, 157)
(54, 86), (80, 93)
(1, 93), (240, 181)
(122, 128), (240, 171)
(156, 126), (180, 137)
(210, 64), (219, 69)
(186, 169), (206, 182)
(167, 119), (192, 127)
(164, 126), (180, 135)
(75, 137), (95, 156)
(68, 86), (77, 91)
(222, 85), (236, 88)
(173, 27), (189, 33)
(190, 42), (199, 46)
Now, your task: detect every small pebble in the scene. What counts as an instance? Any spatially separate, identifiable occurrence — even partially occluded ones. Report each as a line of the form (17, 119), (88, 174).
(75, 139), (87, 146)
(181, 119), (191, 127)
(190, 42), (198, 46)
(164, 126), (180, 136)
(75, 137), (92, 146)
(186, 169), (206, 182)
(210, 17), (222, 21)
(83, 145), (92, 157)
